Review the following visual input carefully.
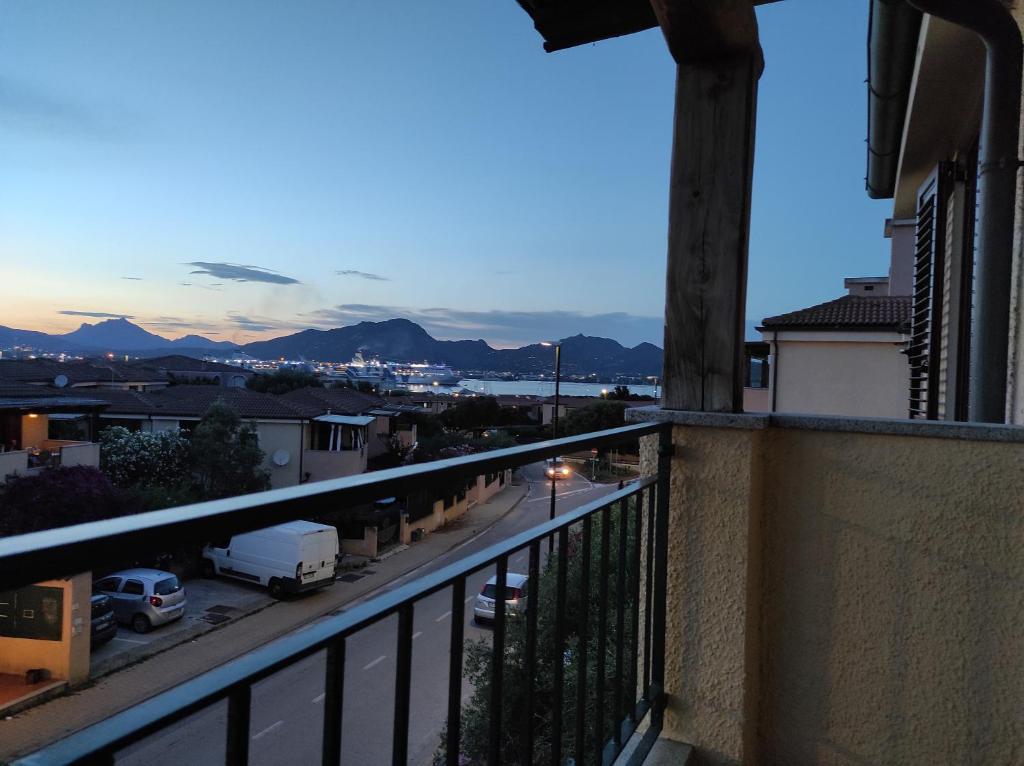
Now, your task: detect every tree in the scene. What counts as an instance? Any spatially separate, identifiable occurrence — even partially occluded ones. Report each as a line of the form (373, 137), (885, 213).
(247, 369), (323, 395)
(562, 401), (629, 437)
(602, 386), (655, 402)
(440, 397), (533, 432)
(100, 426), (190, 490)
(0, 466), (131, 537)
(437, 505), (640, 765)
(189, 400), (270, 499)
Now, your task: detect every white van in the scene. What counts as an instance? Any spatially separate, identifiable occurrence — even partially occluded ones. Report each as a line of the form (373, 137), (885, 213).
(202, 521), (339, 599)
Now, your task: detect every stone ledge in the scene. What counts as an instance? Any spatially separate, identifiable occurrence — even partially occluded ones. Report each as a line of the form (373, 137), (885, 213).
(626, 406), (1024, 444)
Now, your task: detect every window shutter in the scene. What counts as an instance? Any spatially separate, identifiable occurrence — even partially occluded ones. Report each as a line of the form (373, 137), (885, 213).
(909, 164), (954, 419)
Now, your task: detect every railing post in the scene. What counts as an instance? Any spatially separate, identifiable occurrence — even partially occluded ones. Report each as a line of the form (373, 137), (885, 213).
(651, 425), (672, 728)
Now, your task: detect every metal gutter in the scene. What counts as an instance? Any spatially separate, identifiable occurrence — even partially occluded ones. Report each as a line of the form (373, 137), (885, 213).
(867, 0), (923, 199)
(907, 0), (1023, 422)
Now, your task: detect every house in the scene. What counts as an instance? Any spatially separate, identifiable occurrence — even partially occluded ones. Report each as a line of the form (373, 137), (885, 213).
(0, 386), (107, 482)
(0, 358), (169, 392)
(83, 386), (308, 489)
(280, 387), (401, 472)
(540, 395), (651, 426)
(131, 355), (253, 388)
(758, 279), (912, 417)
(2, 4), (1022, 766)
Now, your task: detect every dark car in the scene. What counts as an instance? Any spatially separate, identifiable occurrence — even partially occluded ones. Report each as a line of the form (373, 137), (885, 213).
(90, 593), (117, 648)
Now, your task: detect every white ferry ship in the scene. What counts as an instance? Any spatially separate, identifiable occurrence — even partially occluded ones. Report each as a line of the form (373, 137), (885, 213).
(387, 361), (460, 386)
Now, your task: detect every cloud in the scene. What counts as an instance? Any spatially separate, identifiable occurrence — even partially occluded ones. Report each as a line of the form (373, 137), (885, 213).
(59, 310), (134, 319)
(121, 276), (143, 281)
(225, 312), (309, 333)
(143, 316), (224, 334)
(301, 305), (664, 348)
(336, 270), (390, 281)
(0, 75), (130, 140)
(186, 262), (299, 285)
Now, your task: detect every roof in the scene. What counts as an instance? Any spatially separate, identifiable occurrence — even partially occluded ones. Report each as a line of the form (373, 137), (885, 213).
(313, 414), (376, 427)
(94, 386), (303, 420)
(541, 395), (652, 407)
(281, 387), (385, 417)
(0, 358), (167, 385)
(760, 295), (911, 331)
(135, 355), (251, 375)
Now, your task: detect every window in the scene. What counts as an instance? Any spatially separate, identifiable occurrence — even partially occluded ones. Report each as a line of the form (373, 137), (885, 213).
(94, 577), (121, 592)
(154, 577), (180, 595)
(122, 579), (145, 596)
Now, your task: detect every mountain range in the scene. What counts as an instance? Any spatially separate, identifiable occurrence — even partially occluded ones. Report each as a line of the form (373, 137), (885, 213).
(0, 318), (664, 377)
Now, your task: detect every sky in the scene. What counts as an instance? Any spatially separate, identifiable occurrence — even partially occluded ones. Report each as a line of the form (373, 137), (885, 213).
(0, 1), (893, 349)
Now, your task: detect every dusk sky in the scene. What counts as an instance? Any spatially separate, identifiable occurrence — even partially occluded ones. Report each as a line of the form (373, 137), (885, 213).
(1, 1), (891, 349)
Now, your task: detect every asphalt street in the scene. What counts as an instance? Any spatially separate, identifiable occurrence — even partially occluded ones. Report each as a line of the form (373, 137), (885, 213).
(117, 463), (617, 766)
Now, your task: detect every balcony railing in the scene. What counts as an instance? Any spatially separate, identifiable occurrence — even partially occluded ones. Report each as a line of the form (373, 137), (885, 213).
(1, 422), (670, 766)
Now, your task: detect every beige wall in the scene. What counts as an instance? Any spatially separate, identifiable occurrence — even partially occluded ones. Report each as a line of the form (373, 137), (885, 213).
(769, 335), (909, 418)
(254, 420), (303, 488)
(0, 450), (28, 481)
(57, 442), (100, 468)
(640, 415), (1024, 765)
(0, 574), (91, 686)
(302, 447), (366, 484)
(742, 387), (769, 413)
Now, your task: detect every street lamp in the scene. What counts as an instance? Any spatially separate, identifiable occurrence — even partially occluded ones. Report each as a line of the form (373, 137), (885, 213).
(540, 341), (562, 550)
(540, 341), (562, 440)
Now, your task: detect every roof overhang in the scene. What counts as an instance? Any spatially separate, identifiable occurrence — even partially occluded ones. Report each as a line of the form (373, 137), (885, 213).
(515, 0), (780, 54)
(313, 414), (376, 427)
(0, 398), (109, 414)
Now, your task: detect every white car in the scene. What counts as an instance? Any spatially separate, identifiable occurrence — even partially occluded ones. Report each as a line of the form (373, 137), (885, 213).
(474, 573), (529, 623)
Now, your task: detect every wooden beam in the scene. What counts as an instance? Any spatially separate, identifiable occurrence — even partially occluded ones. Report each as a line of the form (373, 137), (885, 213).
(661, 56), (759, 412)
(648, 0), (763, 70)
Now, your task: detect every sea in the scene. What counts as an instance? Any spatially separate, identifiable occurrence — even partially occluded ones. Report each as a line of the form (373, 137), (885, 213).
(403, 379), (660, 398)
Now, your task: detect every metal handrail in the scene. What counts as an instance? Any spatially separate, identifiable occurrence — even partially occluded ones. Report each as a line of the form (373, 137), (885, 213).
(7, 422), (671, 766)
(0, 422), (660, 592)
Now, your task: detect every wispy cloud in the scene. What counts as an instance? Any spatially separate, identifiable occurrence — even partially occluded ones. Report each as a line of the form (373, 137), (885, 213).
(336, 270), (390, 281)
(0, 75), (130, 140)
(186, 262), (299, 285)
(59, 310), (134, 319)
(121, 276), (143, 281)
(143, 316), (224, 334)
(225, 312), (309, 333)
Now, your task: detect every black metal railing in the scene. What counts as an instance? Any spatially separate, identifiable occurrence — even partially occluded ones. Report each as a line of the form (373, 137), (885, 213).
(3, 422), (671, 766)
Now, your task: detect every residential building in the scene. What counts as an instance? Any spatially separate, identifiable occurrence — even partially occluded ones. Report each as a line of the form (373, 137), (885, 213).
(131, 355), (253, 388)
(0, 358), (169, 392)
(0, 387), (106, 482)
(758, 281), (912, 417)
(540, 395), (651, 425)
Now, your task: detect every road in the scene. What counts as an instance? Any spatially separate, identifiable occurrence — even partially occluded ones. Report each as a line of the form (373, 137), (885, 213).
(118, 463), (616, 766)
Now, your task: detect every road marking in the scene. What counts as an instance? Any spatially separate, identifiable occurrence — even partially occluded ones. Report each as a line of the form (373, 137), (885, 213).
(252, 720), (283, 740)
(363, 655), (386, 671)
(312, 693), (325, 704)
(436, 611), (452, 622)
(412, 631), (423, 640)
(111, 636), (147, 645)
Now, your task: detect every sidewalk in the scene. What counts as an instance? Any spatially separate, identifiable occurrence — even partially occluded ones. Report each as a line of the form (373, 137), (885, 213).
(0, 479), (528, 763)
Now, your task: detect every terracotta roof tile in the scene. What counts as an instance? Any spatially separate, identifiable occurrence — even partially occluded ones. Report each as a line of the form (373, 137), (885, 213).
(760, 295), (911, 331)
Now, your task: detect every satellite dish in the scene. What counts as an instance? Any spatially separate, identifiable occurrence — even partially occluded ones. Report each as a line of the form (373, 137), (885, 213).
(271, 449), (291, 467)
(54, 374), (69, 388)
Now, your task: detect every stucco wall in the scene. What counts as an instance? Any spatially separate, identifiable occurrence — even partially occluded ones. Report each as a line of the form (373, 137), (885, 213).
(253, 421), (303, 488)
(759, 426), (1023, 766)
(771, 338), (909, 418)
(1007, 2), (1024, 424)
(639, 415), (1024, 765)
(0, 574), (91, 686)
(302, 448), (366, 484)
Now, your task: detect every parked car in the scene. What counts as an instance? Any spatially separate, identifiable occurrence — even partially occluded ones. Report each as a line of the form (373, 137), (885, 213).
(545, 458), (571, 480)
(89, 593), (117, 648)
(474, 573), (529, 624)
(202, 520), (339, 599)
(93, 569), (186, 634)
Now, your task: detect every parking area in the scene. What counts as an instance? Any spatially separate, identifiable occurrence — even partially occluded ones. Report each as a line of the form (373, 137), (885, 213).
(90, 577), (274, 677)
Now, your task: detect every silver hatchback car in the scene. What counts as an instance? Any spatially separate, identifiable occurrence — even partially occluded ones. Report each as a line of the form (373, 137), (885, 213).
(474, 572), (529, 624)
(93, 568), (187, 634)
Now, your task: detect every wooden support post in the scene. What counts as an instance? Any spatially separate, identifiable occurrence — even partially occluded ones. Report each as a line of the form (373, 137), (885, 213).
(661, 55), (759, 411)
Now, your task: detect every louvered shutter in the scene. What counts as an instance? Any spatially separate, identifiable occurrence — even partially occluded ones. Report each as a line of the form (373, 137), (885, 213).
(909, 164), (953, 419)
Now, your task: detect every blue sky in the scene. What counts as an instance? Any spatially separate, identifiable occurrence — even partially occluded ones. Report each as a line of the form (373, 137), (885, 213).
(0, 1), (892, 348)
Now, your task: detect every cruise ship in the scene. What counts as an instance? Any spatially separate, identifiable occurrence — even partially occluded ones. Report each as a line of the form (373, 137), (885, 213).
(387, 361), (460, 386)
